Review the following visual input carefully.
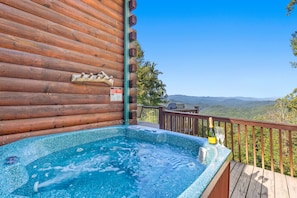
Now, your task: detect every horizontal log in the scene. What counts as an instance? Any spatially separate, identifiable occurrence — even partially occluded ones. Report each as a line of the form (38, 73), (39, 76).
(0, 49), (124, 78)
(0, 92), (119, 106)
(130, 103), (137, 111)
(0, 112), (124, 135)
(0, 63), (123, 86)
(34, 0), (124, 32)
(0, 63), (72, 82)
(0, 120), (123, 145)
(0, 18), (123, 63)
(100, 0), (124, 13)
(0, 77), (113, 94)
(129, 88), (137, 96)
(0, 1), (123, 46)
(0, 33), (123, 71)
(0, 3), (123, 54)
(129, 73), (137, 81)
(0, 104), (124, 120)
(80, 0), (124, 22)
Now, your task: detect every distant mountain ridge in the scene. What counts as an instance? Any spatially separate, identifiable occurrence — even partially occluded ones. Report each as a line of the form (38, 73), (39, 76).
(168, 95), (275, 108)
(167, 95), (275, 120)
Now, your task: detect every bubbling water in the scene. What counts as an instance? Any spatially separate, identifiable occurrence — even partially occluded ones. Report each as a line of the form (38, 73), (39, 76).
(13, 136), (206, 197)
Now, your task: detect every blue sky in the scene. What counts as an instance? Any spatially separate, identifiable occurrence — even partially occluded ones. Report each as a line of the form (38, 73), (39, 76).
(134, 0), (297, 98)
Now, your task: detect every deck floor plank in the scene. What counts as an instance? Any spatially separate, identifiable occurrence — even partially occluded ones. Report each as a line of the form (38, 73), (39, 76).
(228, 161), (297, 198)
(246, 166), (264, 198)
(275, 172), (290, 198)
(229, 161), (245, 197)
(261, 169), (275, 198)
(230, 164), (254, 198)
(230, 160), (236, 171)
(286, 175), (297, 198)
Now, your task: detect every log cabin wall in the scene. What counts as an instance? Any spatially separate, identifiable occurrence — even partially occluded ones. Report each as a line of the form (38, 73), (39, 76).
(0, 0), (137, 145)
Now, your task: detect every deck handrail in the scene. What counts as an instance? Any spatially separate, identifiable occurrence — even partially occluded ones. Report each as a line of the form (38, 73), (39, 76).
(139, 106), (297, 177)
(137, 105), (199, 123)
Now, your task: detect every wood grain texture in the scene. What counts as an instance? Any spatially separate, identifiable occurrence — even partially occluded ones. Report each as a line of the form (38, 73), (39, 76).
(274, 172), (289, 198)
(0, 49), (124, 78)
(0, 120), (123, 145)
(0, 77), (112, 94)
(54, 0), (123, 30)
(0, 18), (123, 63)
(230, 164), (254, 198)
(0, 92), (116, 106)
(0, 63), (123, 87)
(0, 33), (123, 71)
(229, 161), (245, 195)
(261, 169), (275, 198)
(0, 0), (136, 142)
(0, 4), (123, 54)
(1, 0), (123, 45)
(0, 112), (124, 135)
(0, 104), (124, 120)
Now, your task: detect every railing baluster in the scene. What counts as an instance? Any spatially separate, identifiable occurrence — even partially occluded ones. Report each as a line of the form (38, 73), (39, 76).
(279, 129), (283, 174)
(175, 115), (179, 132)
(181, 116), (185, 133)
(188, 117), (191, 135)
(185, 117), (188, 134)
(177, 115), (182, 132)
(202, 119), (205, 137)
(197, 118), (199, 136)
(187, 117), (191, 134)
(172, 115), (176, 131)
(245, 125), (248, 164)
(173, 114), (176, 132)
(170, 114), (172, 130)
(231, 123), (234, 160)
(224, 123), (227, 147)
(260, 127), (264, 169)
(288, 130), (293, 177)
(193, 118), (197, 136)
(269, 128), (274, 171)
(253, 126), (256, 167)
(238, 124), (241, 162)
(180, 115), (183, 133)
(191, 117), (194, 135)
(183, 117), (186, 134)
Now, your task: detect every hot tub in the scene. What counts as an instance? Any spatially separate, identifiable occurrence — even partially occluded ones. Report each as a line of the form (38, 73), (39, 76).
(0, 125), (231, 197)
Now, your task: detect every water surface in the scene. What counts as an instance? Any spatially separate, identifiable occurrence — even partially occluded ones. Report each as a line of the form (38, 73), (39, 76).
(13, 136), (206, 197)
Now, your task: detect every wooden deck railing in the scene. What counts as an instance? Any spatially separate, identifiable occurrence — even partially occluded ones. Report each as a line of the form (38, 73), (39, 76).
(138, 106), (160, 124)
(137, 105), (198, 124)
(140, 106), (297, 177)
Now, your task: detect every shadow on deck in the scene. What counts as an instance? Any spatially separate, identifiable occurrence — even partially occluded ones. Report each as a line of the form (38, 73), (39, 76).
(230, 161), (297, 198)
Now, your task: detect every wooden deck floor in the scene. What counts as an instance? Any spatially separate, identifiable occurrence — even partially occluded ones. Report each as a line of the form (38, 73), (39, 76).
(137, 122), (297, 197)
(229, 161), (297, 198)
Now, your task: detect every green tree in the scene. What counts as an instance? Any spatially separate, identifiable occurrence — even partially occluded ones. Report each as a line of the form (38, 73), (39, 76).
(287, 0), (296, 15)
(287, 1), (297, 67)
(257, 88), (297, 124)
(288, 32), (297, 68)
(135, 41), (167, 106)
(286, 88), (297, 112)
(274, 98), (290, 123)
(264, 89), (297, 124)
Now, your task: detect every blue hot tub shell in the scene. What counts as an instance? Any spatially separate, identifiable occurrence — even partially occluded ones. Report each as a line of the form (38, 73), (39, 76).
(0, 125), (231, 197)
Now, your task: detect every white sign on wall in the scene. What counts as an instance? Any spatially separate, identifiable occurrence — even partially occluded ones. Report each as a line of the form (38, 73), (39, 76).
(110, 87), (123, 102)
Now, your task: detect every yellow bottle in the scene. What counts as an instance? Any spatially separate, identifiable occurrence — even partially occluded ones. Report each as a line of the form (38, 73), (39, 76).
(208, 117), (217, 144)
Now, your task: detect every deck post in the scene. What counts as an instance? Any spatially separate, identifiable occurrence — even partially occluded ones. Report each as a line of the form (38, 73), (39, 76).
(159, 106), (165, 129)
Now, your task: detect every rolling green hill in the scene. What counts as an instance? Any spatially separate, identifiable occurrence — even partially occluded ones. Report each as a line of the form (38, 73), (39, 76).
(168, 95), (275, 120)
